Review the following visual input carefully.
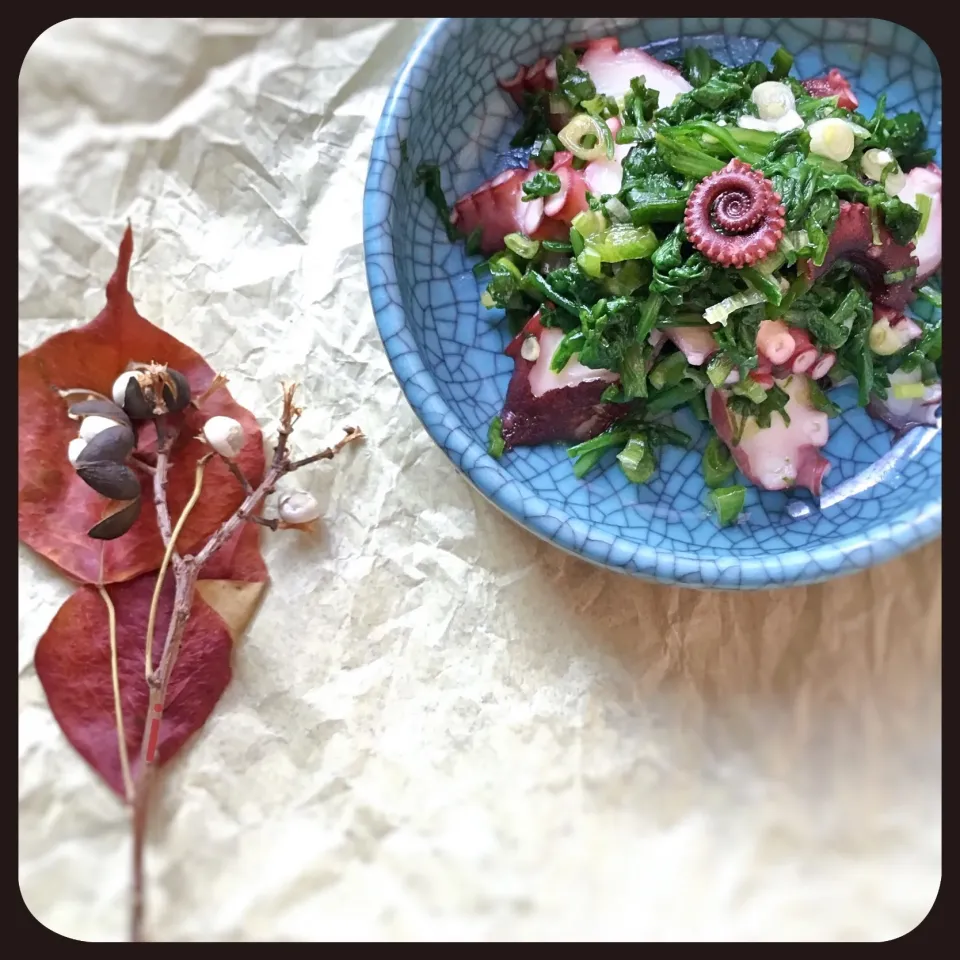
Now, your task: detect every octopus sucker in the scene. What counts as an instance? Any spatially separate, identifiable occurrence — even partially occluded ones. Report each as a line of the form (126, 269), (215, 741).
(683, 159), (787, 268)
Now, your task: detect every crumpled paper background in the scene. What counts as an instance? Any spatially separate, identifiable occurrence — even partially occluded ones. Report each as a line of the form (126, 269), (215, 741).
(19, 18), (941, 942)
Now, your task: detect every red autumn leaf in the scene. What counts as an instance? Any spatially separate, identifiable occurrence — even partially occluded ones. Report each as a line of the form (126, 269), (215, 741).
(199, 522), (268, 583)
(18, 225), (266, 585)
(34, 571), (234, 799)
(195, 523), (269, 641)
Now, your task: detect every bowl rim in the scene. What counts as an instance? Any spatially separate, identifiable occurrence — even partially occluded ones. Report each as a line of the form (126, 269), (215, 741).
(363, 16), (942, 589)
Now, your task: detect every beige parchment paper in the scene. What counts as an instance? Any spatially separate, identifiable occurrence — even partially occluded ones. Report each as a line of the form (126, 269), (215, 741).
(18, 18), (941, 942)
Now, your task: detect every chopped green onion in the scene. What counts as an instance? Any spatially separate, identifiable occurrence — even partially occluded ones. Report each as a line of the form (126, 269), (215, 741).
(618, 436), (656, 484)
(569, 227), (585, 256)
(571, 209), (607, 239)
(492, 255), (522, 281)
(703, 289), (765, 326)
(892, 382), (927, 399)
(589, 223), (659, 262)
(649, 351), (688, 391)
(709, 485), (745, 527)
(577, 245), (603, 278)
(487, 417), (505, 458)
(754, 251), (786, 275)
(503, 233), (540, 259)
(732, 378), (768, 404)
(541, 240), (573, 253)
(702, 435), (736, 488)
(480, 290), (496, 309)
(558, 113), (614, 161)
(603, 196), (632, 223)
(915, 193), (932, 236)
(706, 354), (733, 389)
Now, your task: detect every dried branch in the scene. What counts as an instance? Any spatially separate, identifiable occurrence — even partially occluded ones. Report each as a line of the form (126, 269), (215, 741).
(129, 380), (362, 942)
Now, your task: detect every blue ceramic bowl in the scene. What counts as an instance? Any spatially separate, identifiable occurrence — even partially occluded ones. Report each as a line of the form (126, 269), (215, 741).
(364, 18), (941, 589)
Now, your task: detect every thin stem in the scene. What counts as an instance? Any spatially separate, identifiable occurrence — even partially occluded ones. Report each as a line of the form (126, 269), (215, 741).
(220, 454), (253, 494)
(287, 426), (364, 470)
(58, 387), (113, 403)
(143, 455), (211, 683)
(99, 586), (134, 803)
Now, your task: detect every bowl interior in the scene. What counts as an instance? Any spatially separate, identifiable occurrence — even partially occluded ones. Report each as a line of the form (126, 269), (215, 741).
(365, 18), (941, 587)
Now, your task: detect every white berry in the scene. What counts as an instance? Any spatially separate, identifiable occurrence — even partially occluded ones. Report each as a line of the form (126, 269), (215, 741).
(67, 437), (88, 467)
(752, 81), (795, 121)
(202, 416), (245, 458)
(807, 118), (855, 162)
(278, 491), (321, 525)
(860, 148), (906, 196)
(79, 415), (119, 441)
(112, 371), (140, 408)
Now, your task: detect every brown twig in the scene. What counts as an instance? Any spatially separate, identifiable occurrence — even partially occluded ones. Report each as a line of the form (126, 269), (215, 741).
(219, 454), (253, 494)
(129, 382), (361, 942)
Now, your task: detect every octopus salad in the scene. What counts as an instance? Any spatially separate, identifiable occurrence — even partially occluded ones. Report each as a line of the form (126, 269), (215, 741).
(415, 39), (941, 526)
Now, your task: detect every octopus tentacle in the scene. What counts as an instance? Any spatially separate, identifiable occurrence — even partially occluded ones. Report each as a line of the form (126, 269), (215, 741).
(805, 201), (918, 310)
(684, 159), (786, 268)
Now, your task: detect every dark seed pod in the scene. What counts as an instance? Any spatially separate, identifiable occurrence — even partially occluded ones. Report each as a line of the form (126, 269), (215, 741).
(68, 399), (132, 430)
(88, 497), (141, 540)
(76, 424), (136, 465)
(75, 460), (141, 501)
(164, 369), (192, 413)
(123, 377), (155, 420)
(123, 368), (192, 419)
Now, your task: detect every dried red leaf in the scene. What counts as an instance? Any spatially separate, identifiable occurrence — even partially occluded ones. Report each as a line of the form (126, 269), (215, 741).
(199, 522), (268, 583)
(195, 524), (269, 639)
(34, 572), (233, 798)
(18, 226), (266, 585)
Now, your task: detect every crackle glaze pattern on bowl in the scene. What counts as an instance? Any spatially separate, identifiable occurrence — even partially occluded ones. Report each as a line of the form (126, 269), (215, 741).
(363, 17), (941, 589)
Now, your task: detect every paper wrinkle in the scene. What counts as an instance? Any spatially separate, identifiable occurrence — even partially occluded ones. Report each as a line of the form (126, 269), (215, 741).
(19, 18), (940, 942)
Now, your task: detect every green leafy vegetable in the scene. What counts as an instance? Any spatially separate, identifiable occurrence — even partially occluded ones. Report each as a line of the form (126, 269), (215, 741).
(414, 164), (459, 242)
(522, 171), (562, 201)
(770, 47), (793, 80)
